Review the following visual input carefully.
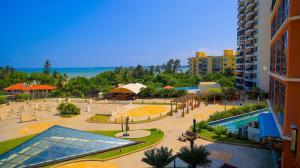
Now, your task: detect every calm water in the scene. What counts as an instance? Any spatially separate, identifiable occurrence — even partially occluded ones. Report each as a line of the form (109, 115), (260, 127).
(17, 66), (188, 78)
(175, 86), (199, 91)
(17, 67), (115, 78)
(219, 115), (259, 132)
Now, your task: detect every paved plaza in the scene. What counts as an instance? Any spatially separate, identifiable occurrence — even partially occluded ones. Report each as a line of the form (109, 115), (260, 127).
(0, 99), (274, 168)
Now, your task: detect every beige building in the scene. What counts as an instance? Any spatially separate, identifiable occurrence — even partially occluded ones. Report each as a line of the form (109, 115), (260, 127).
(188, 50), (236, 75)
(198, 82), (221, 94)
(236, 0), (272, 91)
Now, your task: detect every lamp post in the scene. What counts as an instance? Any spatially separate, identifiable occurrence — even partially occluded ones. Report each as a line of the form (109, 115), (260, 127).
(291, 124), (298, 153)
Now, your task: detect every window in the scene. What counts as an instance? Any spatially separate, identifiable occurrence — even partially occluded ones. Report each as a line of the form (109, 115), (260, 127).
(271, 31), (288, 75)
(271, 0), (290, 37)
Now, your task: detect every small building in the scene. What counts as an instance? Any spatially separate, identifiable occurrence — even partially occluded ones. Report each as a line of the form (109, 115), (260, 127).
(198, 82), (221, 94)
(4, 83), (56, 98)
(109, 83), (146, 100)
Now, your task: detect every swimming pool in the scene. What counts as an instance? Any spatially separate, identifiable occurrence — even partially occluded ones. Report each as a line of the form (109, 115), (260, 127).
(175, 86), (199, 91)
(209, 109), (269, 133)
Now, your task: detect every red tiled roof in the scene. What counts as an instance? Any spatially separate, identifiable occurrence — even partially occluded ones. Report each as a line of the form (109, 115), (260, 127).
(163, 85), (174, 89)
(4, 83), (56, 91)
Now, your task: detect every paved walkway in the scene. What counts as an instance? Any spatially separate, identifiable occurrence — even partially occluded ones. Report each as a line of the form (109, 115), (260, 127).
(0, 102), (274, 168)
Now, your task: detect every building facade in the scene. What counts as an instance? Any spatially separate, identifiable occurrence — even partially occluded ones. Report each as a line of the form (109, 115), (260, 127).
(188, 50), (236, 75)
(269, 0), (300, 167)
(4, 83), (56, 98)
(236, 0), (272, 91)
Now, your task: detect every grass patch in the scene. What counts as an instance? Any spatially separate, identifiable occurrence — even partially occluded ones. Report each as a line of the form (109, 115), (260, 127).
(84, 128), (164, 160)
(0, 134), (36, 155)
(87, 114), (169, 124)
(198, 129), (260, 145)
(87, 114), (111, 123)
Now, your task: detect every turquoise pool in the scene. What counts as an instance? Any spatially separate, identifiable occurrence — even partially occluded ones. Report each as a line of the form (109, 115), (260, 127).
(209, 109), (269, 133)
(175, 86), (199, 91)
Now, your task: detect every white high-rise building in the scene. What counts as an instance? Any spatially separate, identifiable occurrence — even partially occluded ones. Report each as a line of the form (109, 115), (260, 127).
(236, 0), (272, 91)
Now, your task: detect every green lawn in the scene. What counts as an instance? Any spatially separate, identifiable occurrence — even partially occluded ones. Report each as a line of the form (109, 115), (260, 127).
(0, 128), (164, 166)
(86, 114), (111, 123)
(0, 134), (36, 155)
(85, 128), (164, 160)
(198, 129), (260, 145)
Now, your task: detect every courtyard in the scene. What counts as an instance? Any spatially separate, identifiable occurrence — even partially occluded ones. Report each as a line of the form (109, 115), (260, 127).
(0, 98), (274, 168)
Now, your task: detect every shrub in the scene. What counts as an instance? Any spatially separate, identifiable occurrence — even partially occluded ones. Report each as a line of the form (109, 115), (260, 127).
(57, 103), (80, 116)
(0, 96), (7, 104)
(214, 126), (227, 138)
(206, 125), (215, 132)
(16, 94), (31, 101)
(196, 121), (208, 133)
(208, 102), (267, 122)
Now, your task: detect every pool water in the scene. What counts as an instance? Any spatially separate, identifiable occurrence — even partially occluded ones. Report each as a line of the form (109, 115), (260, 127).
(175, 86), (199, 91)
(219, 115), (259, 132)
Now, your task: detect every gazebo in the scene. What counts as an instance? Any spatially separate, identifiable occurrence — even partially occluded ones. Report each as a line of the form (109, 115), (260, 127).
(170, 93), (201, 117)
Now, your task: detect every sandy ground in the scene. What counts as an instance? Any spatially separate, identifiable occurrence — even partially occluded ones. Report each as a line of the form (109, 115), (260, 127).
(57, 161), (119, 168)
(115, 105), (169, 117)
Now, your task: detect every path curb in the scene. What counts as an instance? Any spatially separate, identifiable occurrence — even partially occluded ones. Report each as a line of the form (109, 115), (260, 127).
(197, 135), (267, 149)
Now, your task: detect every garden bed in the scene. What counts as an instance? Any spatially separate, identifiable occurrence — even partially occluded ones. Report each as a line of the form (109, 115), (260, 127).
(197, 129), (263, 147)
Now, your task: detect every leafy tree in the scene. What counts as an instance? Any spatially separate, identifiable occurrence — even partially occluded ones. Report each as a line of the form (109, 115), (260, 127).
(142, 146), (174, 168)
(217, 77), (234, 87)
(224, 67), (234, 77)
(177, 145), (211, 168)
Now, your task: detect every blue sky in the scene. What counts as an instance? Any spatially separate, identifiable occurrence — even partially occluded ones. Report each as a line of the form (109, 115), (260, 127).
(0, 0), (237, 68)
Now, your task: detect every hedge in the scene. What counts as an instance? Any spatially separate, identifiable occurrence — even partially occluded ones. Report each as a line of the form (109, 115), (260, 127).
(207, 102), (268, 122)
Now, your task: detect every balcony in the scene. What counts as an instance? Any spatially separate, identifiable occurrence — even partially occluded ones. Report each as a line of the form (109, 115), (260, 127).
(246, 2), (256, 11)
(245, 44), (255, 49)
(245, 28), (255, 35)
(246, 11), (255, 20)
(239, 6), (246, 13)
(239, 13), (245, 20)
(238, 19), (245, 26)
(246, 20), (255, 28)
(238, 0), (245, 6)
(245, 37), (255, 44)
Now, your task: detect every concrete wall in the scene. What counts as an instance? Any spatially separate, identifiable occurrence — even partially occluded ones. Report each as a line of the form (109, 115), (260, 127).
(257, 0), (272, 92)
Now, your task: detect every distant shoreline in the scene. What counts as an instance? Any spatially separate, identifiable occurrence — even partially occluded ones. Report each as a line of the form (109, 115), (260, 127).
(16, 66), (189, 78)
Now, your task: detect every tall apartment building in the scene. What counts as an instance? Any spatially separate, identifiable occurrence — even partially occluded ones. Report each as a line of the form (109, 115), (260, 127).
(188, 50), (236, 75)
(236, 0), (272, 91)
(269, 0), (300, 167)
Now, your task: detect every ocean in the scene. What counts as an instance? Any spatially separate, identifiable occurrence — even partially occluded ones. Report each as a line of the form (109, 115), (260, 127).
(17, 66), (189, 78)
(17, 67), (116, 78)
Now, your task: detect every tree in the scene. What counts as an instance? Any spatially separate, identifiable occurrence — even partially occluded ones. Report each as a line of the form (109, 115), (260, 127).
(224, 67), (234, 77)
(177, 145), (211, 168)
(142, 146), (174, 168)
(43, 60), (51, 75)
(173, 59), (181, 73)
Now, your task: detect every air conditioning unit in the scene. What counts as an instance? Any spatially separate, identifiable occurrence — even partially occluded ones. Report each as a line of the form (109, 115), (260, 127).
(238, 126), (248, 138)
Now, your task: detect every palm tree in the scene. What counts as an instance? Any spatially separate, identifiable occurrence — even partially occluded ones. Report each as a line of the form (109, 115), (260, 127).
(142, 146), (174, 168)
(43, 59), (51, 75)
(177, 145), (211, 168)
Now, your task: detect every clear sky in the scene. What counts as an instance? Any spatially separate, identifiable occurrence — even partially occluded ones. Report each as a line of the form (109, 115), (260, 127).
(0, 0), (237, 68)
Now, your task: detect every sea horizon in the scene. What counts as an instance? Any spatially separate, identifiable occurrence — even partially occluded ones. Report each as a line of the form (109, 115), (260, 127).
(16, 66), (189, 78)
